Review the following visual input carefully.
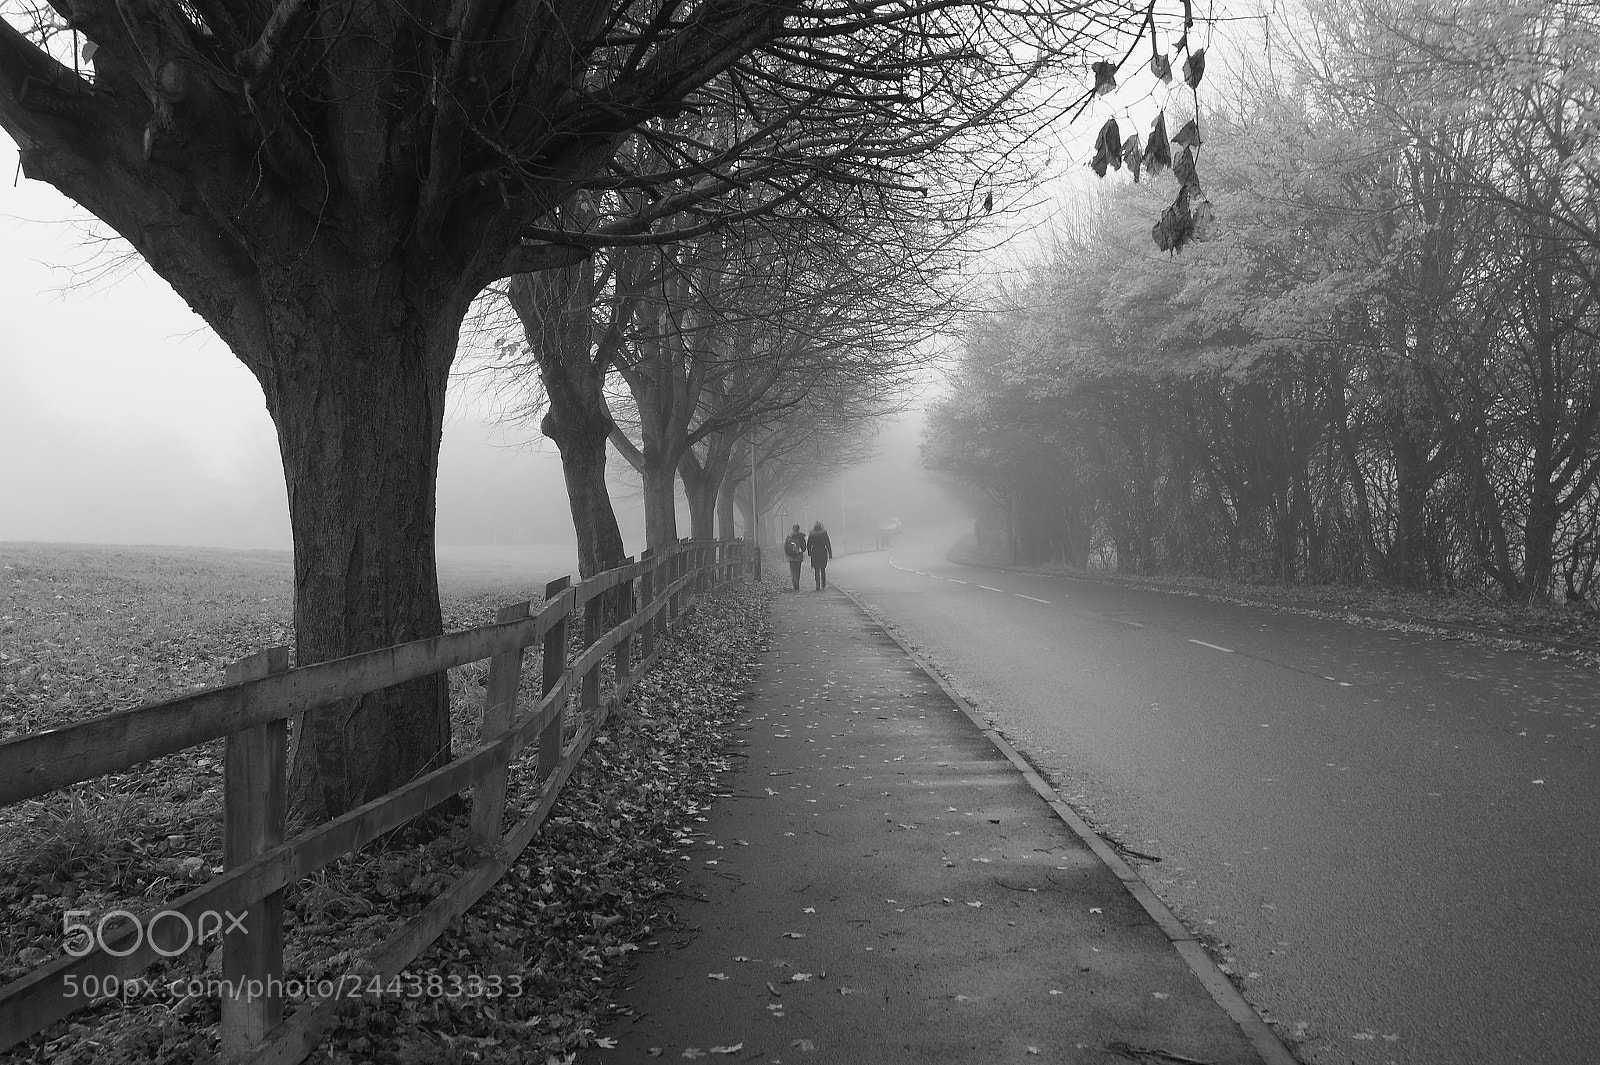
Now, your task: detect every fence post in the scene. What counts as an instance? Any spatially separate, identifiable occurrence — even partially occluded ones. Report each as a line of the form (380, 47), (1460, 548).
(638, 548), (656, 663)
(540, 576), (571, 785)
(613, 557), (636, 690)
(581, 583), (604, 719)
(667, 545), (682, 629)
(471, 601), (529, 851)
(221, 645), (290, 1059)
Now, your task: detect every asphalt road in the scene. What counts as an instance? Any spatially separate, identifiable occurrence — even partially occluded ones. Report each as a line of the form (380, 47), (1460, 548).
(830, 535), (1600, 1065)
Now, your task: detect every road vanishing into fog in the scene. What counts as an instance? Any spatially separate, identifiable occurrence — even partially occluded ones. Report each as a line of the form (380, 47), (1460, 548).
(829, 536), (1600, 1065)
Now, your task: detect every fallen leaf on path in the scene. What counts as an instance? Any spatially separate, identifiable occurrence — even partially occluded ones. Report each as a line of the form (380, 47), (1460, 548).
(708, 1045), (743, 1055)
(595, 1037), (618, 1049)
(707, 973), (728, 980)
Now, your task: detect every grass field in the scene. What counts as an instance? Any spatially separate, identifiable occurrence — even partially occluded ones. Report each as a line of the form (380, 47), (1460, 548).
(0, 541), (767, 1064)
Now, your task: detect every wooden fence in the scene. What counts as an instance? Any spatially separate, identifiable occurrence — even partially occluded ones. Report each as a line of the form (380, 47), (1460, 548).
(0, 537), (756, 1062)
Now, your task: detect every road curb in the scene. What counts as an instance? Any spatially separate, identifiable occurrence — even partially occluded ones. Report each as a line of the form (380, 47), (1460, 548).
(836, 583), (1302, 1065)
(949, 551), (1597, 655)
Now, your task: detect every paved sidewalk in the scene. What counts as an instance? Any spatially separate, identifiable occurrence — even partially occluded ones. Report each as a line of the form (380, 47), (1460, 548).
(582, 585), (1290, 1064)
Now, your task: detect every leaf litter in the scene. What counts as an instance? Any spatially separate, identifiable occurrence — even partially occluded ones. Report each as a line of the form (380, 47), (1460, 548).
(0, 544), (773, 1064)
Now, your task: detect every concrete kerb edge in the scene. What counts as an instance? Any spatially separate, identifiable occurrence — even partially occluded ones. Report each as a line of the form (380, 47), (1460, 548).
(835, 584), (1301, 1065)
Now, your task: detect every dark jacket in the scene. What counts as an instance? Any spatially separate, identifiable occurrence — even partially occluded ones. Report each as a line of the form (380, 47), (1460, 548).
(806, 530), (833, 563)
(783, 532), (807, 561)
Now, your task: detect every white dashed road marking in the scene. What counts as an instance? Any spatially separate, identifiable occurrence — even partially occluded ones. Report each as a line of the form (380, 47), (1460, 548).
(1188, 639), (1235, 654)
(1116, 619), (1145, 628)
(977, 585), (1004, 592)
(1015, 594), (1051, 604)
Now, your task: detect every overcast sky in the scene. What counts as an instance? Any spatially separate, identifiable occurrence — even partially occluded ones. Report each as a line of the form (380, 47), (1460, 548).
(0, 137), (648, 551)
(0, 72), (1120, 554)
(0, 134), (956, 555)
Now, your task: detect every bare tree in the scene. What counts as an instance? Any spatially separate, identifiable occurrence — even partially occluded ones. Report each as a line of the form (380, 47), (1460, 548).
(0, 0), (1146, 818)
(606, 203), (950, 546)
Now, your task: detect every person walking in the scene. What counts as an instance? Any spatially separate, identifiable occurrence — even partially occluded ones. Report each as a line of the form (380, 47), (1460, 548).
(782, 524), (808, 591)
(807, 521), (833, 591)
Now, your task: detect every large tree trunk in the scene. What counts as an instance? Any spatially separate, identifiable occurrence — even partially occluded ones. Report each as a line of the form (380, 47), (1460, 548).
(640, 455), (680, 547)
(250, 292), (460, 825)
(685, 478), (718, 540)
(546, 414), (628, 579)
(680, 450), (724, 540)
(717, 479), (738, 539)
(508, 269), (629, 579)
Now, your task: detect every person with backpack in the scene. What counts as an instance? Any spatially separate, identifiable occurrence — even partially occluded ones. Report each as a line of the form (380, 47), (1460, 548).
(807, 521), (834, 590)
(783, 524), (808, 591)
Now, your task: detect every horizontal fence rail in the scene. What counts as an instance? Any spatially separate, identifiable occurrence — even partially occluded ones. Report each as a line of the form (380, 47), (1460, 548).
(0, 538), (757, 1062)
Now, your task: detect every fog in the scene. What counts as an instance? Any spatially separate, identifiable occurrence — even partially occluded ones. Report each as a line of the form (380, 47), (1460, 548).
(0, 349), (646, 552)
(1, 134), (959, 559)
(795, 410), (974, 556)
(1, 309), (962, 558)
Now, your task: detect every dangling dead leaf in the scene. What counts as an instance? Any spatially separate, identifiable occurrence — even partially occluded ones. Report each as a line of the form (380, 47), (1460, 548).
(1173, 147), (1201, 196)
(1183, 48), (1206, 89)
(1092, 60), (1118, 95)
(1090, 138), (1110, 178)
(1143, 113), (1171, 174)
(1191, 196), (1218, 242)
(1151, 186), (1194, 252)
(1121, 135), (1143, 183)
(1150, 52), (1172, 82)
(1172, 119), (1202, 149)
(1097, 117), (1122, 172)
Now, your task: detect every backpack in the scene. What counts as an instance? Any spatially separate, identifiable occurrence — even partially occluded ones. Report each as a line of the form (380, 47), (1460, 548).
(784, 536), (804, 560)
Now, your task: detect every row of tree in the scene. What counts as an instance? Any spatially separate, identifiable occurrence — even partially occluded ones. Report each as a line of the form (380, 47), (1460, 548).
(929, 0), (1600, 603)
(469, 188), (955, 577)
(1, 0), (1186, 820)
